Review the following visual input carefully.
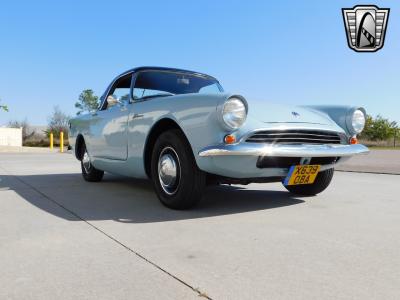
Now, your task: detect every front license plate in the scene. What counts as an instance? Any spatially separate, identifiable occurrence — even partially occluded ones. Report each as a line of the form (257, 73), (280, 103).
(284, 165), (321, 186)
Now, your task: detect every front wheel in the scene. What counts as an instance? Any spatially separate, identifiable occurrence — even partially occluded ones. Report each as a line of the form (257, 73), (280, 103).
(151, 129), (206, 209)
(283, 168), (334, 196)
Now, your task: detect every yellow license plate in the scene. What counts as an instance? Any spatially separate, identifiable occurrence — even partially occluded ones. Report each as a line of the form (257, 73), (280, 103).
(284, 165), (321, 186)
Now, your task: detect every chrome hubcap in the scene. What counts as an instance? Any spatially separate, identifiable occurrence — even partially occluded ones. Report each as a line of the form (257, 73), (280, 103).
(82, 150), (91, 173)
(158, 147), (180, 195)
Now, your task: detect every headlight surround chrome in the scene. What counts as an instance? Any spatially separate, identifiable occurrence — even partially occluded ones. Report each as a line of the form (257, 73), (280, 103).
(346, 108), (366, 135)
(221, 97), (248, 130)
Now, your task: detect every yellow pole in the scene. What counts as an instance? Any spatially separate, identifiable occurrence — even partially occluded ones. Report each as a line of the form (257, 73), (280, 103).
(60, 131), (64, 153)
(50, 132), (53, 150)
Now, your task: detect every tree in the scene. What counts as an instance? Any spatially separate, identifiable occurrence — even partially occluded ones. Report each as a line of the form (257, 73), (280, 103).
(360, 115), (398, 141)
(359, 114), (374, 140)
(75, 89), (99, 115)
(8, 119), (34, 141)
(0, 98), (8, 112)
(46, 106), (70, 138)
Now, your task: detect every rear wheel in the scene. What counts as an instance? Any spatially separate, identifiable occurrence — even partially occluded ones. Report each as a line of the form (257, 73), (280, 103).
(283, 168), (334, 196)
(151, 129), (206, 209)
(80, 143), (104, 182)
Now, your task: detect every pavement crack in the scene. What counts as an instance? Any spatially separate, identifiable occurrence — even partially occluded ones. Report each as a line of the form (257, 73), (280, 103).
(1, 167), (213, 300)
(336, 170), (400, 175)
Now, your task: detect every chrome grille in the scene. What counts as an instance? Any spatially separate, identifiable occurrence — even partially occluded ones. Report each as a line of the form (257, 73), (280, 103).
(245, 130), (342, 144)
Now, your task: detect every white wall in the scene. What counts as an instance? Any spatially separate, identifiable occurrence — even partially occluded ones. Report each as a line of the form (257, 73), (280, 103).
(0, 127), (23, 146)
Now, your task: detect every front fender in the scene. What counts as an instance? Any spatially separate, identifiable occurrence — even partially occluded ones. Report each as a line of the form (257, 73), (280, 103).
(303, 105), (366, 136)
(127, 93), (232, 177)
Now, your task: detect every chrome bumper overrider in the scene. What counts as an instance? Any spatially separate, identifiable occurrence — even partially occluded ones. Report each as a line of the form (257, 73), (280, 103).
(199, 143), (369, 157)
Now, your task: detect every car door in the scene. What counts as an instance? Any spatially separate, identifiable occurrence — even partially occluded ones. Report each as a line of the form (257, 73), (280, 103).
(89, 73), (132, 160)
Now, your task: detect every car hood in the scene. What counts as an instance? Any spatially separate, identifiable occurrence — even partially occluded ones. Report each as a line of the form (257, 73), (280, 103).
(247, 100), (334, 125)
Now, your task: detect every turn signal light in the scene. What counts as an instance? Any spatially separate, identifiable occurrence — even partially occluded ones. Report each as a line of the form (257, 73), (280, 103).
(224, 134), (236, 144)
(349, 137), (358, 144)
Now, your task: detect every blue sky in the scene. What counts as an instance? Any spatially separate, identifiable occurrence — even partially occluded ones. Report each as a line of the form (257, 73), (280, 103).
(0, 0), (398, 125)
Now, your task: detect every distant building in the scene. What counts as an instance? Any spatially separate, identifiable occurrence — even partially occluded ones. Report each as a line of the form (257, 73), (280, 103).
(0, 127), (22, 146)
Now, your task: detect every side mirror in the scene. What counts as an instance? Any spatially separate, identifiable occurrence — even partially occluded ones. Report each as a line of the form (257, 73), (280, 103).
(107, 95), (120, 108)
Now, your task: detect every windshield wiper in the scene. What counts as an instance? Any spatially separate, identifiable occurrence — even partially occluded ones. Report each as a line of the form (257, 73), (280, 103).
(140, 93), (174, 100)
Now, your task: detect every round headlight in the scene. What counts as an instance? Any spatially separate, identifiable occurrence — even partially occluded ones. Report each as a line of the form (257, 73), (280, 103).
(351, 109), (366, 134)
(222, 98), (247, 129)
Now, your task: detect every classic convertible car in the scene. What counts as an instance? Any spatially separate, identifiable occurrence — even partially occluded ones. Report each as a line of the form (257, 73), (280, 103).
(69, 67), (369, 209)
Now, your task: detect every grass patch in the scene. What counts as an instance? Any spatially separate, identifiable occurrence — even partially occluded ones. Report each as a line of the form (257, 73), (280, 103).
(367, 146), (400, 150)
(23, 136), (69, 148)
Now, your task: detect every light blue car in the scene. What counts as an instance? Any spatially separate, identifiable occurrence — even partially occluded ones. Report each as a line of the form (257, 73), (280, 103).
(69, 67), (369, 209)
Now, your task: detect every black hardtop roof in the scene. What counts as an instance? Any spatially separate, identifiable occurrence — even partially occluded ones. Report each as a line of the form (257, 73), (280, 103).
(118, 66), (218, 81)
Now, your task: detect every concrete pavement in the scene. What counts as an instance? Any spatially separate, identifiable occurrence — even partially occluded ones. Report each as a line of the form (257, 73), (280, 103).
(0, 153), (399, 299)
(337, 149), (400, 174)
(0, 145), (59, 153)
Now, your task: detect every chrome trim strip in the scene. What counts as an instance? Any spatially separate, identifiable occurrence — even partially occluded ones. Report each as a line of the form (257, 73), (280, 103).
(199, 143), (369, 157)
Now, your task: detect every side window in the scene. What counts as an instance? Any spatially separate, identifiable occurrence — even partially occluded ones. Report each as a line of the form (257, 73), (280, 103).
(103, 74), (132, 110)
(112, 87), (130, 102)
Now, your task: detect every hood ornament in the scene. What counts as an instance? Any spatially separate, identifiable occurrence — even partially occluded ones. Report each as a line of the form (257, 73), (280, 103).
(292, 111), (300, 118)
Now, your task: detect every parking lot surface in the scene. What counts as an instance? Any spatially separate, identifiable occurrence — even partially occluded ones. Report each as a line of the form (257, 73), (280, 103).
(337, 150), (400, 174)
(1, 152), (399, 300)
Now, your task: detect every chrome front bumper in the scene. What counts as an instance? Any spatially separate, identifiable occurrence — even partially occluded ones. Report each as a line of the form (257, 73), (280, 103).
(199, 143), (369, 157)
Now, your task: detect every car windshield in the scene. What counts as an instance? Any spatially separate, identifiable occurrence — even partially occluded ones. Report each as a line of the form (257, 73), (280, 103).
(132, 70), (223, 100)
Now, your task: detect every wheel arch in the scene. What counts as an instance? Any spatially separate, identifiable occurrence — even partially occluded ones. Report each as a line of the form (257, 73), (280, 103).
(143, 118), (192, 178)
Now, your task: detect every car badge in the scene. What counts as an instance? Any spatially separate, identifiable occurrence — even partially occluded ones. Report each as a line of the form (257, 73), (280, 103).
(342, 5), (390, 52)
(292, 112), (300, 118)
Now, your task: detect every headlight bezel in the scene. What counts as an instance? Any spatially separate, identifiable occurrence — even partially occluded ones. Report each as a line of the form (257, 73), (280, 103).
(345, 107), (366, 135)
(219, 95), (248, 131)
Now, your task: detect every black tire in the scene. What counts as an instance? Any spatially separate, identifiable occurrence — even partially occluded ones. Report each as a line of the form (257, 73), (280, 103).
(80, 143), (104, 182)
(150, 129), (206, 209)
(284, 168), (334, 196)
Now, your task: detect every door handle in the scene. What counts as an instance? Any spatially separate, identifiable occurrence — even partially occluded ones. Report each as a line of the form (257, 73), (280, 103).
(132, 113), (144, 120)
